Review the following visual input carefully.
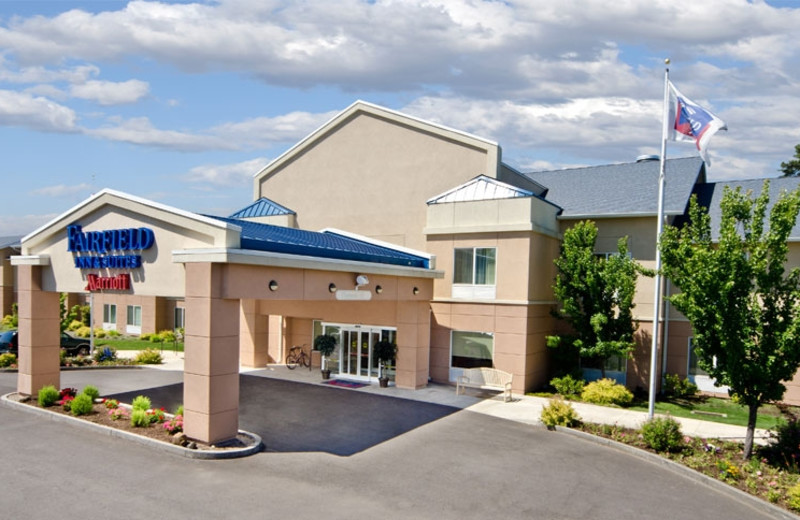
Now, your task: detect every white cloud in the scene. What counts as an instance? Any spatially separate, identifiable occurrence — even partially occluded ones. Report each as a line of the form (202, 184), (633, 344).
(85, 116), (236, 151)
(212, 110), (338, 149)
(0, 90), (77, 132)
(0, 213), (59, 237)
(183, 157), (270, 186)
(70, 79), (149, 105)
(30, 183), (94, 197)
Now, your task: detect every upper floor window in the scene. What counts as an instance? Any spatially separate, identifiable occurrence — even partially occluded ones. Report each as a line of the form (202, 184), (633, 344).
(454, 247), (496, 285)
(452, 247), (496, 300)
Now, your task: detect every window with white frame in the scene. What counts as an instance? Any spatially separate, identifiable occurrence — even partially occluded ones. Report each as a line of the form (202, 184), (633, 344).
(687, 337), (729, 393)
(102, 304), (116, 331)
(126, 305), (142, 334)
(452, 247), (496, 299)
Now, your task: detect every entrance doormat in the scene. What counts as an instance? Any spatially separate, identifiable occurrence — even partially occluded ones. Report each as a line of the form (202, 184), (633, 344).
(323, 379), (368, 389)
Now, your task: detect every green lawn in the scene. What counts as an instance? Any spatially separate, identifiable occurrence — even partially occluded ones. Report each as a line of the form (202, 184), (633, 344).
(628, 397), (785, 430)
(96, 337), (184, 352)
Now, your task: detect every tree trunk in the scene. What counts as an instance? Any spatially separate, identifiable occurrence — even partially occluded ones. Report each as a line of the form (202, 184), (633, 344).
(743, 403), (759, 459)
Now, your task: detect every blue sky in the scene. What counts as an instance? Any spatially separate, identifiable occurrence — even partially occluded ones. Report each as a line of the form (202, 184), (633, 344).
(1, 0), (799, 236)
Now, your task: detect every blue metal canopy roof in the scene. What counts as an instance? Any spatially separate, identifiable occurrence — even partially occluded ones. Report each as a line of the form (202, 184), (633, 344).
(208, 216), (430, 269)
(229, 197), (295, 219)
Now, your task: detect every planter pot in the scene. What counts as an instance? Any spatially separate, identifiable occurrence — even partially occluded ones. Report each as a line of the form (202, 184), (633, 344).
(321, 369), (331, 380)
(379, 377), (389, 388)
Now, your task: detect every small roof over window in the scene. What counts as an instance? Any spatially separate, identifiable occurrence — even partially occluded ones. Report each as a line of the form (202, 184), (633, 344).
(427, 175), (535, 205)
(229, 197), (295, 219)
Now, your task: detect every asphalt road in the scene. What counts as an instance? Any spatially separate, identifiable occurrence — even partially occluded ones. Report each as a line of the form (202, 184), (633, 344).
(0, 369), (781, 520)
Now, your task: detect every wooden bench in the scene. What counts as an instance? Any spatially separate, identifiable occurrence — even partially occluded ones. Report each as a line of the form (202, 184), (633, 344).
(456, 367), (513, 402)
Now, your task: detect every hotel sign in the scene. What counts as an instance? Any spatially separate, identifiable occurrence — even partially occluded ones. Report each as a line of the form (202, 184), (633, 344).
(67, 224), (155, 292)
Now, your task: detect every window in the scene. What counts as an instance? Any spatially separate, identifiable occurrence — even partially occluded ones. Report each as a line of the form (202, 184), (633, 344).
(126, 305), (142, 334)
(174, 307), (185, 331)
(452, 247), (497, 299)
(451, 331), (494, 370)
(687, 338), (729, 393)
(102, 304), (116, 330)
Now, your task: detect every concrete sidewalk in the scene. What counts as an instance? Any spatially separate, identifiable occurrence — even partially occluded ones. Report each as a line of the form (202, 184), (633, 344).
(125, 351), (771, 445)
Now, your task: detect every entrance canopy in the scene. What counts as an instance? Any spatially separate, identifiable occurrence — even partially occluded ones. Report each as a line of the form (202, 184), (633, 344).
(11, 189), (442, 444)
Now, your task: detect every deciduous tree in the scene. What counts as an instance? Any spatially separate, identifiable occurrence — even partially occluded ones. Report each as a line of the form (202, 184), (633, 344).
(660, 180), (800, 458)
(780, 144), (800, 177)
(547, 221), (648, 378)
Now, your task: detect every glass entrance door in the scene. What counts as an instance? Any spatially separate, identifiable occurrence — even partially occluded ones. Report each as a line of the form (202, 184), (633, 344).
(340, 328), (380, 380)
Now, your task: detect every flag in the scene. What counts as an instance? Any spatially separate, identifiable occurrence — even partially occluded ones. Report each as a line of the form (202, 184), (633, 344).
(667, 81), (727, 165)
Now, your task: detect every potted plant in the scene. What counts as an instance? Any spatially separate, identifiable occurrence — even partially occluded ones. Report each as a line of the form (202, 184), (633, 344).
(314, 334), (337, 379)
(373, 340), (396, 388)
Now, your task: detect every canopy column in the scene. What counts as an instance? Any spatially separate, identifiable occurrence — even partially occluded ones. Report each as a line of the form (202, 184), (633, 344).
(16, 264), (60, 397)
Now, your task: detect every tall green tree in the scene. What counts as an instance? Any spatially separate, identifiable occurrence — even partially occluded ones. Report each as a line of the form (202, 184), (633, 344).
(780, 144), (800, 177)
(660, 181), (800, 459)
(547, 220), (648, 378)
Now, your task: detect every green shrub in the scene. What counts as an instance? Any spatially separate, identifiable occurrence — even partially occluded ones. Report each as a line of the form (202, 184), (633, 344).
(159, 330), (176, 343)
(761, 414), (800, 470)
(550, 375), (585, 398)
(139, 333), (152, 341)
(786, 483), (800, 511)
(175, 404), (184, 416)
(641, 416), (684, 452)
(38, 385), (60, 407)
(663, 373), (698, 399)
(82, 385), (100, 401)
(581, 378), (634, 407)
(132, 395), (152, 411)
(149, 334), (163, 343)
(0, 352), (16, 367)
(94, 328), (106, 339)
(67, 319), (84, 331)
(540, 398), (581, 428)
(135, 348), (163, 365)
(74, 326), (91, 338)
(130, 409), (150, 427)
(107, 329), (120, 337)
(70, 393), (94, 416)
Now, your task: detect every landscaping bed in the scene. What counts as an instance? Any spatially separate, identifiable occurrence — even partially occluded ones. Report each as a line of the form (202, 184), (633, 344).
(4, 387), (260, 457)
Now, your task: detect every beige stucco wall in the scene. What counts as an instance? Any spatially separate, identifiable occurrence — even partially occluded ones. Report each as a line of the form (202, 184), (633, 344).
(256, 112), (498, 251)
(20, 193), (238, 298)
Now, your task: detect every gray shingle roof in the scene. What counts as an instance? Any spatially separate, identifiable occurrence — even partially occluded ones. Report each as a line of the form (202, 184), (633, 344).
(525, 157), (705, 218)
(0, 236), (22, 249)
(688, 177), (800, 240)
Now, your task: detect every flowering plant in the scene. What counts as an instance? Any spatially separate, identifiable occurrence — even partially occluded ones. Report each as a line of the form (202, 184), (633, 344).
(108, 407), (129, 420)
(59, 387), (77, 399)
(104, 399), (119, 409)
(58, 394), (75, 411)
(147, 408), (166, 424)
(163, 414), (184, 434)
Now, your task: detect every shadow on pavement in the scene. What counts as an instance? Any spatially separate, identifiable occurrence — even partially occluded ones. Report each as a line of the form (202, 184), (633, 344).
(108, 374), (459, 456)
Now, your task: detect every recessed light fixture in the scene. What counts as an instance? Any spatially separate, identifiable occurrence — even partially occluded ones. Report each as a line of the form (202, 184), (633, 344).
(375, 285), (383, 294)
(329, 283), (337, 293)
(268, 280), (279, 291)
(413, 286), (419, 295)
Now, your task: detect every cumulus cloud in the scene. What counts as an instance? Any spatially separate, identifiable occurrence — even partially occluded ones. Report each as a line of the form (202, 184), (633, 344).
(70, 79), (149, 105)
(0, 213), (59, 237)
(211, 110), (339, 149)
(183, 157), (269, 186)
(0, 90), (77, 132)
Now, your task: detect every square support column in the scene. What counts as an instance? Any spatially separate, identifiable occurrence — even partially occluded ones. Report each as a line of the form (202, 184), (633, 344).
(183, 263), (240, 444)
(239, 299), (270, 367)
(16, 265), (60, 396)
(395, 301), (431, 390)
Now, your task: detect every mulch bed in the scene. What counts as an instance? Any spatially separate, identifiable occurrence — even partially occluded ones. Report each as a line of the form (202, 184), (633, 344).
(10, 394), (250, 451)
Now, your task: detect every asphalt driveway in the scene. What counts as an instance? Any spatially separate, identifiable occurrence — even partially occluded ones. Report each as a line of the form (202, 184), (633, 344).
(0, 368), (785, 519)
(107, 375), (458, 456)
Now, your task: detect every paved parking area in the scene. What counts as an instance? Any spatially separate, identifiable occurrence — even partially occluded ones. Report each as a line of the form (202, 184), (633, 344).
(0, 368), (788, 520)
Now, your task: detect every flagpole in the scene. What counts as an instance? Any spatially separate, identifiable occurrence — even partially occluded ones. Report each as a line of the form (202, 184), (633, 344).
(648, 59), (671, 419)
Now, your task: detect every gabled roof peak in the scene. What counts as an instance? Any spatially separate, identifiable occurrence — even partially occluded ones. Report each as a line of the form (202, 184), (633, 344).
(427, 175), (534, 204)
